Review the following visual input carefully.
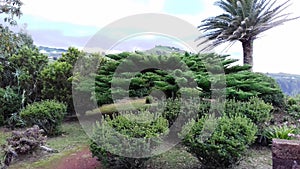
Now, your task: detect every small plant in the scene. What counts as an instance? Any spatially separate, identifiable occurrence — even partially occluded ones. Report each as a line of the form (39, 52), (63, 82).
(181, 115), (257, 169)
(263, 124), (296, 141)
(20, 100), (66, 136)
(90, 110), (169, 169)
(6, 113), (25, 130)
(1, 125), (46, 168)
(145, 96), (153, 104)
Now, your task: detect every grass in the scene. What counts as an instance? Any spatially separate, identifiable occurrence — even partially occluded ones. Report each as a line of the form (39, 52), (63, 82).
(147, 144), (200, 169)
(86, 98), (148, 116)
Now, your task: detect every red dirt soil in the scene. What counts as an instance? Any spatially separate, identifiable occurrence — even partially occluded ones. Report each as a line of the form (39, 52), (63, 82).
(54, 147), (101, 169)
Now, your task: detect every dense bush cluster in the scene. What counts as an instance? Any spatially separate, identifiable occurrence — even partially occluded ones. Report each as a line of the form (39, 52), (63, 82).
(225, 97), (273, 129)
(0, 87), (22, 126)
(286, 95), (300, 120)
(181, 115), (257, 169)
(90, 110), (169, 169)
(20, 100), (66, 136)
(94, 52), (285, 110)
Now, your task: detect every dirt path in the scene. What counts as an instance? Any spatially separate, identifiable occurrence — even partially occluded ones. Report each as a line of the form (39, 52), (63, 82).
(54, 146), (101, 169)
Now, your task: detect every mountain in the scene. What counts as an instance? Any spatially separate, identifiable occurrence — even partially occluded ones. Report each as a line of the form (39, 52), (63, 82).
(266, 73), (300, 96)
(38, 46), (67, 60)
(144, 45), (188, 55)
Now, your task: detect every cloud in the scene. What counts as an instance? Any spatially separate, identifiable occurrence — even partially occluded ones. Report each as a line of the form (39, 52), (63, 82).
(29, 29), (90, 48)
(19, 0), (300, 74)
(21, 0), (166, 27)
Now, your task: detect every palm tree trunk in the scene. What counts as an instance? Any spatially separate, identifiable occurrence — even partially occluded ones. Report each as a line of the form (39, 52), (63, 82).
(242, 39), (254, 71)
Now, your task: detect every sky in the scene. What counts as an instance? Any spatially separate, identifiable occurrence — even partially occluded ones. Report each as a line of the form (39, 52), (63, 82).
(4, 0), (300, 74)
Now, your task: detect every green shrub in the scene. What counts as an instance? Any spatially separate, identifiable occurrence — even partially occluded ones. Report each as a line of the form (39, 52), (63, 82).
(20, 100), (66, 136)
(159, 98), (208, 127)
(226, 72), (285, 109)
(286, 96), (300, 120)
(90, 110), (169, 169)
(181, 115), (257, 169)
(225, 97), (273, 128)
(40, 62), (73, 115)
(0, 87), (22, 121)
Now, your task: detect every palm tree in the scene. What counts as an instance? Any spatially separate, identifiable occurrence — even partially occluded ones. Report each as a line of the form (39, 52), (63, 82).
(197, 0), (299, 70)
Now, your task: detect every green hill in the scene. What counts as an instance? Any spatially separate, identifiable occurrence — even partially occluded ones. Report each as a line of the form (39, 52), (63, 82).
(266, 73), (300, 96)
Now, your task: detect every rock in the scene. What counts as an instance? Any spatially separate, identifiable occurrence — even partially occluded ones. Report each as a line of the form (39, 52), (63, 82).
(272, 139), (300, 169)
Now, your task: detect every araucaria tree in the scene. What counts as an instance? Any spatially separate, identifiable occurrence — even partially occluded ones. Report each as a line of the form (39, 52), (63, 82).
(197, 0), (298, 70)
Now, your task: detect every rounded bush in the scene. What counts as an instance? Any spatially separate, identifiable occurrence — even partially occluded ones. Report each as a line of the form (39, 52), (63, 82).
(225, 97), (273, 128)
(20, 100), (66, 136)
(182, 115), (257, 169)
(90, 110), (169, 169)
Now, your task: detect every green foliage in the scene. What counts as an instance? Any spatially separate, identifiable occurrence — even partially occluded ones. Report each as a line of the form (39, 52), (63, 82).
(6, 113), (25, 129)
(94, 51), (284, 112)
(90, 110), (169, 169)
(40, 61), (73, 114)
(263, 124), (295, 141)
(20, 100), (66, 136)
(145, 96), (153, 104)
(95, 52), (200, 106)
(0, 87), (22, 121)
(9, 46), (48, 103)
(58, 47), (85, 66)
(0, 27), (37, 89)
(226, 71), (285, 108)
(225, 97), (273, 128)
(286, 95), (300, 120)
(182, 115), (257, 169)
(41, 47), (97, 115)
(158, 98), (208, 127)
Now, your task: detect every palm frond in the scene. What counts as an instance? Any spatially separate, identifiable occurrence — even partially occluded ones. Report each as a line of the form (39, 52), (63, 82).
(197, 0), (299, 50)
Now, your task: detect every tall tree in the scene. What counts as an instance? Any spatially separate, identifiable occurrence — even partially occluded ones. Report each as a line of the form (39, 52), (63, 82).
(197, 0), (298, 70)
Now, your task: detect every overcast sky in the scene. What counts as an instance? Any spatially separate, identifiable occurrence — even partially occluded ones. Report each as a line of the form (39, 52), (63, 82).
(9, 0), (300, 74)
